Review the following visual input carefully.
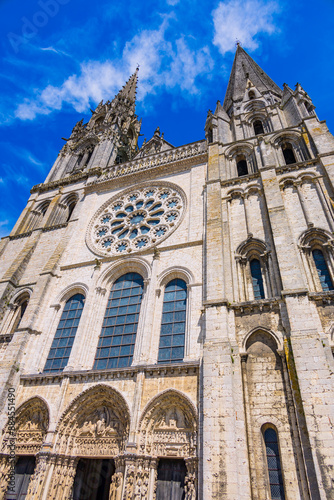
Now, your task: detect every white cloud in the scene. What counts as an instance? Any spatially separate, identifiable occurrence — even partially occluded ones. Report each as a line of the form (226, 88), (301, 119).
(212, 0), (280, 55)
(15, 20), (213, 121)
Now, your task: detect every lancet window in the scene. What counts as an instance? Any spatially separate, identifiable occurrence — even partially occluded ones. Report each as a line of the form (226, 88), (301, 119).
(312, 249), (334, 291)
(236, 155), (248, 176)
(250, 258), (265, 299)
(158, 278), (187, 364)
(281, 142), (296, 165)
(264, 427), (285, 500)
(94, 272), (144, 369)
(44, 293), (85, 372)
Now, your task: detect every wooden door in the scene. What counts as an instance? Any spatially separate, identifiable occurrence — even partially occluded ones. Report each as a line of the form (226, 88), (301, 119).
(72, 458), (115, 500)
(156, 459), (186, 500)
(6, 456), (36, 500)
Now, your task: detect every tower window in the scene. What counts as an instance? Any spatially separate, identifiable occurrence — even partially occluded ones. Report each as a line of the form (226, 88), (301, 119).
(158, 279), (187, 364)
(236, 155), (248, 176)
(281, 143), (296, 165)
(77, 154), (84, 167)
(67, 201), (76, 222)
(44, 293), (85, 373)
(312, 249), (334, 291)
(253, 120), (264, 135)
(264, 428), (285, 500)
(94, 273), (144, 370)
(207, 128), (213, 143)
(250, 258), (265, 299)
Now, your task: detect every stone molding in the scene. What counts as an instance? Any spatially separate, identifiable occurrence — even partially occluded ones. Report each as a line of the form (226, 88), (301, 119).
(20, 361), (200, 386)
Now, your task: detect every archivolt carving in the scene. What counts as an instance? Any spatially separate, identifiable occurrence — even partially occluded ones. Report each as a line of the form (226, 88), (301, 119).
(54, 384), (130, 457)
(139, 391), (197, 458)
(2, 397), (49, 455)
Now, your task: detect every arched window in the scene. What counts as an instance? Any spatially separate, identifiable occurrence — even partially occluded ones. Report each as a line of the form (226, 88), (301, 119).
(44, 293), (85, 373)
(253, 120), (264, 135)
(264, 428), (285, 500)
(281, 143), (296, 165)
(249, 90), (255, 100)
(94, 273), (144, 370)
(158, 279), (187, 364)
(11, 295), (29, 333)
(67, 200), (76, 222)
(250, 259), (265, 299)
(115, 150), (128, 165)
(312, 249), (334, 291)
(207, 128), (213, 143)
(236, 155), (248, 176)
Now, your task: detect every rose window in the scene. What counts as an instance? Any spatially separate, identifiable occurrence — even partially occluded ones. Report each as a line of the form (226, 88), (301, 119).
(86, 183), (186, 256)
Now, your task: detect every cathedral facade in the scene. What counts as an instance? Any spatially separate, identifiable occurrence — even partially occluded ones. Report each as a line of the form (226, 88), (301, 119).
(0, 46), (334, 499)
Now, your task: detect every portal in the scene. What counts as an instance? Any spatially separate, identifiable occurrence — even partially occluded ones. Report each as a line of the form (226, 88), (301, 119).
(72, 458), (115, 500)
(156, 459), (186, 500)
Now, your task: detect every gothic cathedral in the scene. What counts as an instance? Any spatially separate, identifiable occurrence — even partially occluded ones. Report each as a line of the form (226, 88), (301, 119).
(1, 46), (334, 499)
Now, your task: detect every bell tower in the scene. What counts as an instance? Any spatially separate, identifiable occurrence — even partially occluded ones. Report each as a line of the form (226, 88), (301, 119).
(45, 68), (142, 183)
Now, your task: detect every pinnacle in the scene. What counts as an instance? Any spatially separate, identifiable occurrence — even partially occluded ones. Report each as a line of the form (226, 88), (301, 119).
(117, 67), (139, 103)
(223, 46), (282, 112)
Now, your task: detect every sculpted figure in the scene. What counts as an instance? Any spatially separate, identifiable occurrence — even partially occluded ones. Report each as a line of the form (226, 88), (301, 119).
(184, 474), (196, 500)
(79, 419), (94, 437)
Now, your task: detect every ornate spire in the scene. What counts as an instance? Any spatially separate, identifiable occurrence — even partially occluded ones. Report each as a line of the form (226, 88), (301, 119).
(223, 45), (282, 112)
(116, 67), (139, 104)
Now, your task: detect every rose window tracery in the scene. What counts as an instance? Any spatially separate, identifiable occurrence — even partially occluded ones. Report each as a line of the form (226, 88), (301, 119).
(87, 183), (186, 256)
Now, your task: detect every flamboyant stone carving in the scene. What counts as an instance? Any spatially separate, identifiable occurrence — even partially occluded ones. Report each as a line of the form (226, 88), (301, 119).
(139, 391), (197, 458)
(54, 385), (130, 457)
(1, 397), (49, 456)
(86, 182), (186, 257)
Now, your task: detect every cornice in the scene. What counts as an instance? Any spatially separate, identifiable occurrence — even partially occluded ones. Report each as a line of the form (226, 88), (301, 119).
(20, 361), (200, 386)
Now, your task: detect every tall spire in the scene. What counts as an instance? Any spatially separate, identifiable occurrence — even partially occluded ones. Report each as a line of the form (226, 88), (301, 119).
(116, 67), (139, 104)
(223, 45), (282, 112)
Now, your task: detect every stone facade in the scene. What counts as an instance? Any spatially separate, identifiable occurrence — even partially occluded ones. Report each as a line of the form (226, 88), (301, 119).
(0, 46), (334, 499)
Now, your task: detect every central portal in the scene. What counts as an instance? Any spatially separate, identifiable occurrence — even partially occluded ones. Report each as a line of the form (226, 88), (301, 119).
(72, 458), (115, 500)
(156, 459), (186, 500)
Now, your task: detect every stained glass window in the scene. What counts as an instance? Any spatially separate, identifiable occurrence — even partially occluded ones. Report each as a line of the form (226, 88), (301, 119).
(312, 249), (334, 291)
(264, 428), (285, 500)
(158, 279), (187, 364)
(94, 273), (144, 370)
(44, 293), (85, 373)
(250, 259), (265, 299)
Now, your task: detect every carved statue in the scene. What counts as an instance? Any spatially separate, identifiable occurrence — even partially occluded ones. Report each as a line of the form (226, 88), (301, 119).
(109, 471), (122, 500)
(184, 473), (196, 500)
(79, 419), (95, 436)
(70, 119), (85, 139)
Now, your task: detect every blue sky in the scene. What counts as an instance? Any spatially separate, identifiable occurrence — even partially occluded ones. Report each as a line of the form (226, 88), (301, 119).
(1, 0), (334, 237)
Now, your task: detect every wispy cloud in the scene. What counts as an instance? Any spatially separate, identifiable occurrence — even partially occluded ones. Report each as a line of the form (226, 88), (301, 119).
(212, 0), (280, 55)
(40, 46), (70, 57)
(15, 19), (213, 121)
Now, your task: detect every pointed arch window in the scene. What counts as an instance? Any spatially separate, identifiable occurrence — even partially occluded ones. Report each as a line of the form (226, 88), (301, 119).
(312, 249), (334, 291)
(207, 128), (213, 143)
(236, 155), (248, 176)
(253, 120), (264, 135)
(94, 272), (144, 370)
(158, 279), (187, 364)
(44, 293), (85, 373)
(250, 258), (265, 299)
(264, 428), (285, 500)
(281, 143), (296, 165)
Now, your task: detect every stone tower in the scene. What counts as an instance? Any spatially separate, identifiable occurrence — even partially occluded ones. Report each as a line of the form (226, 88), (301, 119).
(0, 45), (334, 499)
